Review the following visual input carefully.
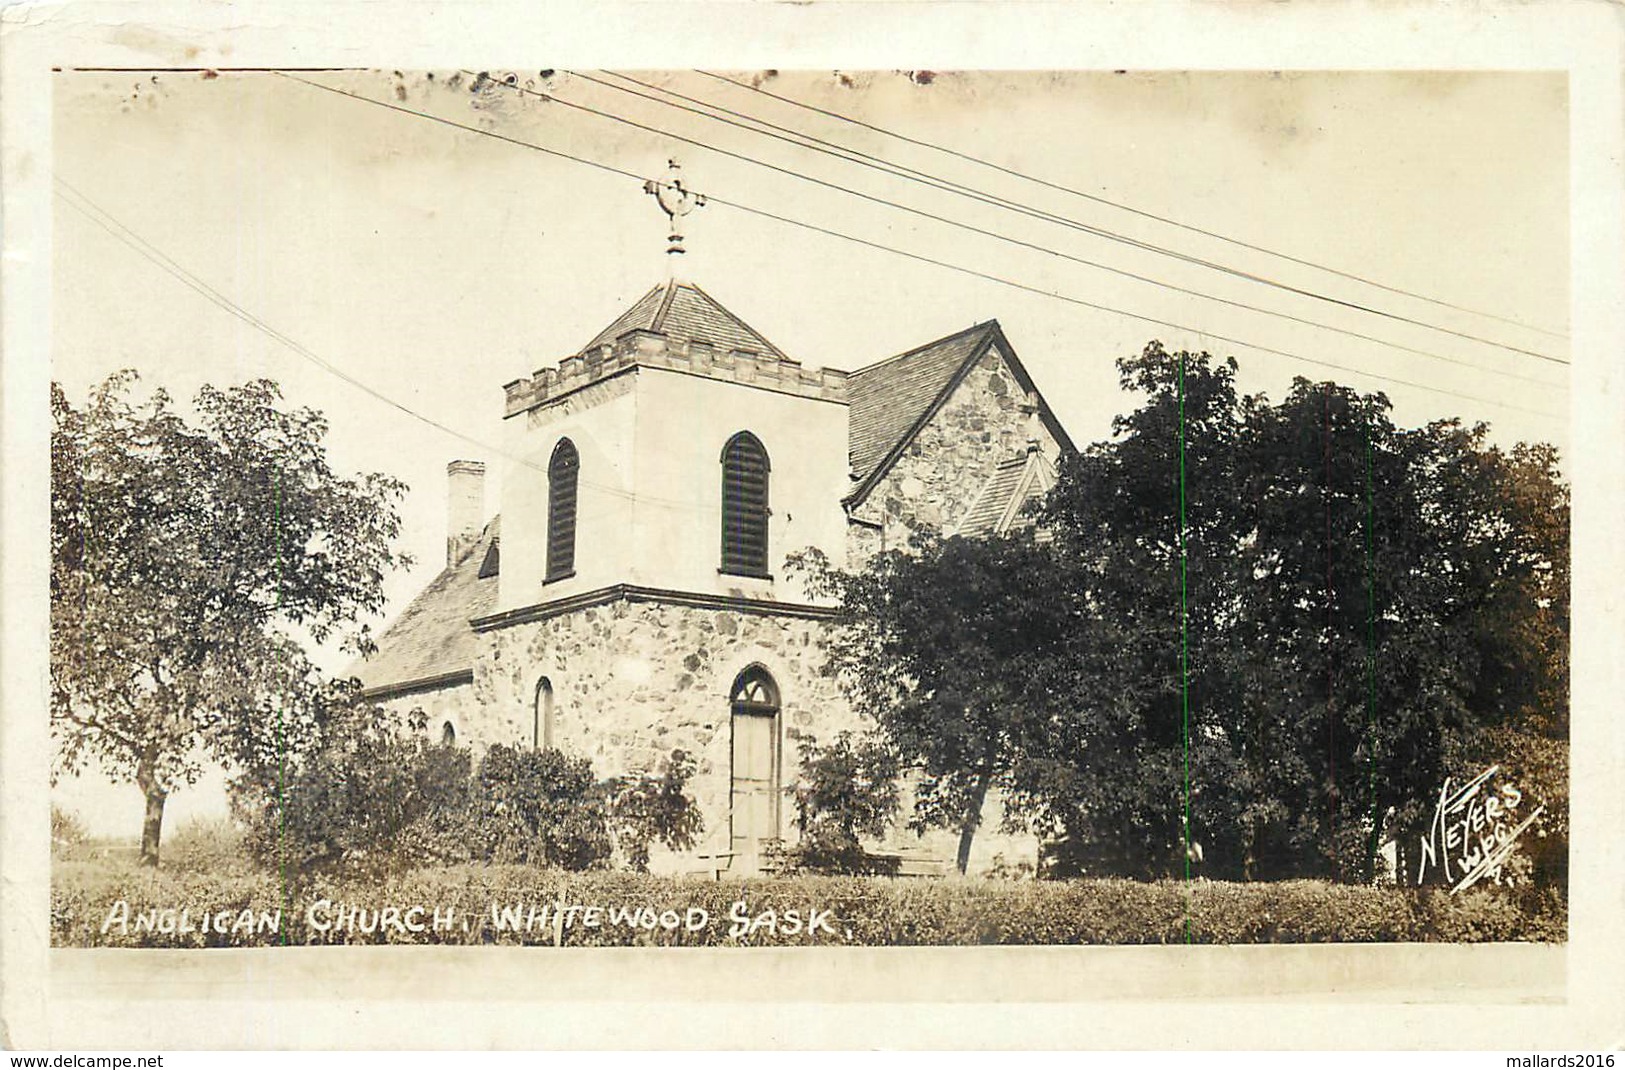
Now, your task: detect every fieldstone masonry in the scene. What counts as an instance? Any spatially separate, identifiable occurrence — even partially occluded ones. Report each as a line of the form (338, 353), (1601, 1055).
(378, 600), (863, 872)
(848, 347), (1060, 565)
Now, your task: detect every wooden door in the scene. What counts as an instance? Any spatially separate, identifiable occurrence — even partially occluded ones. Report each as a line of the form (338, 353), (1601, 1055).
(729, 667), (781, 870)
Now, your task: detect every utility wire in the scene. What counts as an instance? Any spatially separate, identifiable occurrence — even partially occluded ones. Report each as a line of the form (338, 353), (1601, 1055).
(272, 73), (1563, 421)
(488, 70), (1564, 386)
(698, 69), (1569, 343)
(577, 69), (1565, 373)
(54, 176), (719, 514)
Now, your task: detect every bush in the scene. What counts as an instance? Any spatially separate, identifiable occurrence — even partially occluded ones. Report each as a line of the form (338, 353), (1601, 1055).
(780, 732), (901, 875)
(606, 749), (705, 872)
(238, 704), (473, 877)
(237, 697), (700, 877)
(51, 805), (87, 849)
(469, 745), (612, 869)
(163, 816), (255, 876)
(51, 865), (1567, 949)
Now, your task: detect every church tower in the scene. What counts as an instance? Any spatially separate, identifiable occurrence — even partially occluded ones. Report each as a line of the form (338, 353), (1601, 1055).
(496, 278), (851, 612)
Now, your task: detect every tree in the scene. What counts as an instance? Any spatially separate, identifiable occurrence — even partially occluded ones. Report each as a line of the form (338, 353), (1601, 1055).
(1024, 341), (1250, 879)
(781, 731), (902, 875)
(51, 372), (410, 865)
(794, 533), (1076, 873)
(605, 749), (705, 873)
(1034, 342), (1568, 883)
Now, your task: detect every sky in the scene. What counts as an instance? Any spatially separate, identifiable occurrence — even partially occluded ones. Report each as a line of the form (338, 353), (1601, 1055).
(50, 68), (1571, 834)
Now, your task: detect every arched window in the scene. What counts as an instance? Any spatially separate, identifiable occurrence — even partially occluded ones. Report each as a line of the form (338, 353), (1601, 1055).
(729, 665), (781, 867)
(546, 438), (579, 582)
(534, 676), (555, 751)
(440, 721), (456, 746)
(720, 432), (770, 578)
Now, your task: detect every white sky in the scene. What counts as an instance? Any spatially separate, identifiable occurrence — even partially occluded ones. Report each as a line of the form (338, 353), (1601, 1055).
(50, 68), (1570, 834)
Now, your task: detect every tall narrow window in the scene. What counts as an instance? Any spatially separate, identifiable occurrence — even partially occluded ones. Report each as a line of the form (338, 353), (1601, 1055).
(546, 438), (579, 582)
(720, 431), (770, 578)
(534, 676), (555, 751)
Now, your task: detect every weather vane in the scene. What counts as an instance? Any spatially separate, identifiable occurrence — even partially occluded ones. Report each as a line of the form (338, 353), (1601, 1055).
(643, 159), (706, 259)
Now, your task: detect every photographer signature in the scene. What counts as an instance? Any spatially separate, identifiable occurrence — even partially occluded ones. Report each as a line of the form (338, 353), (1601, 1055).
(1415, 764), (1544, 893)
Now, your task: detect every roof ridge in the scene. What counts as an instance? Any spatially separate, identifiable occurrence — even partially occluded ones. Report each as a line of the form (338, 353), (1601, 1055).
(849, 319), (999, 379)
(845, 323), (1002, 506)
(650, 278), (681, 333)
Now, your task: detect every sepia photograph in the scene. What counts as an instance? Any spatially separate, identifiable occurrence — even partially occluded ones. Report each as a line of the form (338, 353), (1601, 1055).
(6, 1), (1623, 1053)
(47, 64), (1571, 944)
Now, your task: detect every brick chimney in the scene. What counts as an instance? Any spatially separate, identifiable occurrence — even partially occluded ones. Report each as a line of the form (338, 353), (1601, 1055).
(446, 460), (486, 566)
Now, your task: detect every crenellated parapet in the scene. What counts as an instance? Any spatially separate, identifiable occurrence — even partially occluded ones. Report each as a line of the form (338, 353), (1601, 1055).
(504, 328), (849, 418)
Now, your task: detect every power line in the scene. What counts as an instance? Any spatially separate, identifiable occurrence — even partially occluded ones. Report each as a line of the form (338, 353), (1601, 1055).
(53, 176), (719, 514)
(697, 70), (1570, 343)
(486, 70), (1565, 387)
(579, 69), (1565, 373)
(272, 73), (1562, 422)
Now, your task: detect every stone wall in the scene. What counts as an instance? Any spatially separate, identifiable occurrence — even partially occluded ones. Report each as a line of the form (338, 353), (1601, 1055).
(377, 595), (1040, 876)
(848, 345), (1060, 566)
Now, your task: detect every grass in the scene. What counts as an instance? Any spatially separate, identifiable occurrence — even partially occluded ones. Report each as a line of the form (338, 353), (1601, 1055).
(51, 842), (1567, 948)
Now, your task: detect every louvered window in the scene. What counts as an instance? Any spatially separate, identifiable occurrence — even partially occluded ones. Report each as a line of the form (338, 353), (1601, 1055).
(720, 431), (771, 578)
(546, 438), (579, 582)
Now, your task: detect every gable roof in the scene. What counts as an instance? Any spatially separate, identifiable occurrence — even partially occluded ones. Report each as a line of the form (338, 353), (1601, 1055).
(351, 517), (499, 695)
(956, 456), (1029, 537)
(581, 280), (786, 358)
(955, 451), (1056, 537)
(844, 320), (1075, 508)
(847, 321), (997, 488)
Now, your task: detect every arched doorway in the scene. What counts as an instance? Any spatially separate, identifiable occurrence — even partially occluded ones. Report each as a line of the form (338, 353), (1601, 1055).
(729, 665), (781, 870)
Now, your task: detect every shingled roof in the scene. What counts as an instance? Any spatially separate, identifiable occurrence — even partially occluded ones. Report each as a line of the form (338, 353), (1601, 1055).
(351, 518), (500, 696)
(847, 321), (997, 486)
(581, 280), (786, 358)
(845, 320), (1074, 507)
(955, 452), (1055, 537)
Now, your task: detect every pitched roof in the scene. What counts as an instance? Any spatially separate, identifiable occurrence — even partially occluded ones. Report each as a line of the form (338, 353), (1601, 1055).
(581, 280), (786, 358)
(844, 320), (1075, 507)
(956, 456), (1030, 537)
(955, 451), (1056, 537)
(351, 518), (499, 694)
(846, 321), (999, 487)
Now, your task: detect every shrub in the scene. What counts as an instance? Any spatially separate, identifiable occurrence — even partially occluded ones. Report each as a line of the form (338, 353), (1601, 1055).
(50, 866), (1567, 949)
(781, 732), (901, 875)
(606, 749), (705, 872)
(51, 805), (87, 849)
(163, 816), (255, 876)
(469, 745), (612, 870)
(238, 702), (474, 877)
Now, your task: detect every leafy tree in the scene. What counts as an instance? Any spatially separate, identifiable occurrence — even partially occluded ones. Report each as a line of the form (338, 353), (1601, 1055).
(781, 731), (902, 875)
(470, 745), (613, 870)
(51, 372), (410, 865)
(1022, 342), (1249, 878)
(1035, 342), (1568, 883)
(238, 700), (473, 876)
(605, 749), (705, 873)
(794, 533), (1076, 873)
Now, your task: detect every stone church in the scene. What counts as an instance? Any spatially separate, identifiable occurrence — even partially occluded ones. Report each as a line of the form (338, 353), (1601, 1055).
(354, 265), (1075, 875)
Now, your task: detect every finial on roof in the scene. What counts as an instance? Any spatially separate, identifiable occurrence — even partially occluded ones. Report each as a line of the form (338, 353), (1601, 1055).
(642, 159), (707, 265)
(1021, 391), (1043, 453)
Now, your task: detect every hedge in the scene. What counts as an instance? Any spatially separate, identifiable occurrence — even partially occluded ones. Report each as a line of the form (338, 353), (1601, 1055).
(51, 861), (1566, 948)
